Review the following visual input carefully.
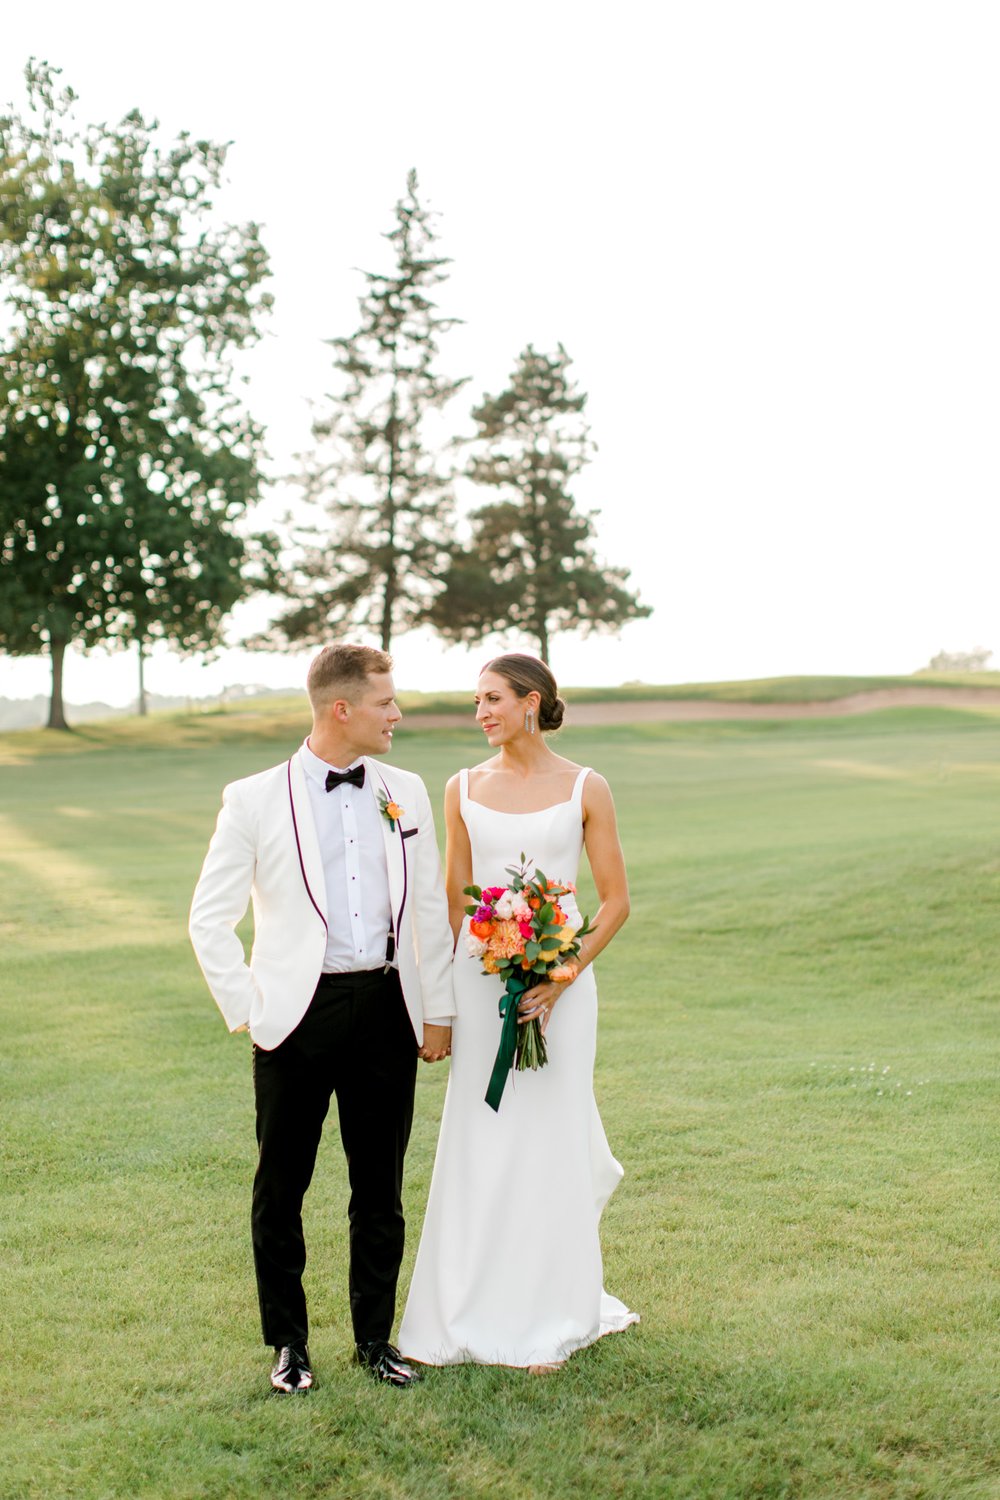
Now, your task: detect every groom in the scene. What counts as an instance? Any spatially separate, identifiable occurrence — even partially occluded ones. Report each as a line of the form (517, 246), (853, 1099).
(189, 644), (454, 1391)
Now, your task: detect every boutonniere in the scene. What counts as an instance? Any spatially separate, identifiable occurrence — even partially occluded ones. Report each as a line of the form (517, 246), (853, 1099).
(377, 789), (405, 828)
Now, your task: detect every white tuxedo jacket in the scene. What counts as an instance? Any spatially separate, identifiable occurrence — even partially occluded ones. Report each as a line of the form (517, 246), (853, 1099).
(189, 750), (455, 1050)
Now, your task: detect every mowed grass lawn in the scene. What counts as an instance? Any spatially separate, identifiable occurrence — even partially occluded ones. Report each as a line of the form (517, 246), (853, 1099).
(0, 704), (996, 1500)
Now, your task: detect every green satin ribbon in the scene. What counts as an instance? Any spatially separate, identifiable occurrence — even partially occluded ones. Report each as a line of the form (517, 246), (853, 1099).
(484, 970), (531, 1112)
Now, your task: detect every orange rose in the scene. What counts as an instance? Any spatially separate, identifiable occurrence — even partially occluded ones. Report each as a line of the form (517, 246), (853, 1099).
(470, 919), (493, 940)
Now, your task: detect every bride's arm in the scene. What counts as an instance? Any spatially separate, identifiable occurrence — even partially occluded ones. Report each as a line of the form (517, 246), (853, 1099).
(570, 772), (631, 972)
(520, 772), (630, 1027)
(443, 774), (473, 947)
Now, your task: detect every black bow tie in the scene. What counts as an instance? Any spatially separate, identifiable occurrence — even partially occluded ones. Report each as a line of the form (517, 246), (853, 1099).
(325, 764), (365, 792)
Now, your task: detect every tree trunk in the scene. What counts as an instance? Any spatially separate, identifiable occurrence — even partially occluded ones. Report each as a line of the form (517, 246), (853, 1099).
(380, 389), (399, 652)
(47, 636), (69, 730)
(380, 581), (393, 652)
(527, 496), (550, 664)
(137, 636), (148, 716)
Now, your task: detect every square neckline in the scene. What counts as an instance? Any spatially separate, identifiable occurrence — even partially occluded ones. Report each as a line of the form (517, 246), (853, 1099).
(461, 766), (591, 815)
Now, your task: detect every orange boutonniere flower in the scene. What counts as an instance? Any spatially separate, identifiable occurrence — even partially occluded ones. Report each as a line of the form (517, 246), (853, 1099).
(377, 789), (405, 827)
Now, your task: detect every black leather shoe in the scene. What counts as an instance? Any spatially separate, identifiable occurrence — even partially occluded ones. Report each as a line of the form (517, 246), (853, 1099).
(270, 1341), (313, 1393)
(355, 1339), (423, 1387)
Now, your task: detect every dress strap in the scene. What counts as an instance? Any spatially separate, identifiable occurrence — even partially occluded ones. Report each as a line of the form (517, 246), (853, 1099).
(572, 767), (592, 806)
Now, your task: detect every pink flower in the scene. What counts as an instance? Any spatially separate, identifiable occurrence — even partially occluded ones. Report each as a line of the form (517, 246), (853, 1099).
(518, 919), (533, 939)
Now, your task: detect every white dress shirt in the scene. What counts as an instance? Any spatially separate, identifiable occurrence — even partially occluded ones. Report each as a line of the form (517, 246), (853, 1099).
(300, 740), (394, 972)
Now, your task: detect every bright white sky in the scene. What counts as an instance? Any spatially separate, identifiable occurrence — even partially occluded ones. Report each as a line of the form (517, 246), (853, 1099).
(2, 1), (998, 705)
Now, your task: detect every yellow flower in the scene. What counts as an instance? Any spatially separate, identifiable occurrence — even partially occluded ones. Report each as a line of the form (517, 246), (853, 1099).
(557, 926), (577, 952)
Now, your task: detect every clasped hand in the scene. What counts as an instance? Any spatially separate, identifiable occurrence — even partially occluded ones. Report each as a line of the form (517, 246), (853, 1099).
(419, 1024), (452, 1063)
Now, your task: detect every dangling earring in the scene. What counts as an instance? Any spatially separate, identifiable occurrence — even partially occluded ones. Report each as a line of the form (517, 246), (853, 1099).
(525, 708), (536, 735)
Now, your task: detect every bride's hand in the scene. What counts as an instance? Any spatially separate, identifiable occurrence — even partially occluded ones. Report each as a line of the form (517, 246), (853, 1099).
(518, 962), (581, 1033)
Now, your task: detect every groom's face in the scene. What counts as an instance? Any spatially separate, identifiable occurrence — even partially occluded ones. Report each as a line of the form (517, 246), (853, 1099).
(344, 671), (403, 756)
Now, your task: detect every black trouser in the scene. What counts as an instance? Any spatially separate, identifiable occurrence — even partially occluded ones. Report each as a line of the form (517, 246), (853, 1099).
(250, 969), (417, 1349)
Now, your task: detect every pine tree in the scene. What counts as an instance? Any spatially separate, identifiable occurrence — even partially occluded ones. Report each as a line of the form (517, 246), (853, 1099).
(267, 170), (466, 653)
(425, 345), (651, 663)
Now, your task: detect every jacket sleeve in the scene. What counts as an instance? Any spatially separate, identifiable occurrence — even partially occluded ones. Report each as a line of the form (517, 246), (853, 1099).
(188, 783), (261, 1032)
(409, 775), (457, 1021)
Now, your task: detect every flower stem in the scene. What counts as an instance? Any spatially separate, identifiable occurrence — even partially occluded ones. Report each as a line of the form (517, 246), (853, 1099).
(516, 1018), (549, 1072)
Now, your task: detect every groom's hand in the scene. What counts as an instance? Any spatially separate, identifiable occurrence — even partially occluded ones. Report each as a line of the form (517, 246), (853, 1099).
(419, 1024), (452, 1063)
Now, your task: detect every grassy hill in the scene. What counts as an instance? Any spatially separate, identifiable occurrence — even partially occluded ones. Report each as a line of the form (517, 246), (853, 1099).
(404, 671), (1000, 712)
(5, 671), (1000, 764)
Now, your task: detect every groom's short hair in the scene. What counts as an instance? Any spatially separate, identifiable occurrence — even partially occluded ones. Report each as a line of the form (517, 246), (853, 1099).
(307, 643), (393, 712)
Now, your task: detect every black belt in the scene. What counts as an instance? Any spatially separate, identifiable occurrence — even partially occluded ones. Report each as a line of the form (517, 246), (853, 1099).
(317, 968), (395, 987)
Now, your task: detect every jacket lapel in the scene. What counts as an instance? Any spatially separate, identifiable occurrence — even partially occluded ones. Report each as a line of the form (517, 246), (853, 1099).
(365, 759), (406, 932)
(288, 751), (328, 929)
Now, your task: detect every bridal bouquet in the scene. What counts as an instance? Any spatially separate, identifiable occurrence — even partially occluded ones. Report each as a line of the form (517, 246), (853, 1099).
(464, 854), (593, 1112)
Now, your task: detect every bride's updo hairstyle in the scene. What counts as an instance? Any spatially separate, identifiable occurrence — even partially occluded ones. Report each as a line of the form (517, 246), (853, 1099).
(483, 653), (566, 732)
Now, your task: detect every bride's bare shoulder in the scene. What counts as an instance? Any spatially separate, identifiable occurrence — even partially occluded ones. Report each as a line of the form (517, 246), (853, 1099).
(466, 756), (503, 777)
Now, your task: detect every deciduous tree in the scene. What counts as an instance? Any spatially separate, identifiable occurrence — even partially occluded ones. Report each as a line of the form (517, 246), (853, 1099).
(0, 61), (273, 726)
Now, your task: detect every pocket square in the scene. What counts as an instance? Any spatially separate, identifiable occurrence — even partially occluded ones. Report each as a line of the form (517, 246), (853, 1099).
(400, 827), (418, 841)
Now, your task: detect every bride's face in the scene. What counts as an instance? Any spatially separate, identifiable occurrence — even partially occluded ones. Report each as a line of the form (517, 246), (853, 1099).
(475, 671), (533, 746)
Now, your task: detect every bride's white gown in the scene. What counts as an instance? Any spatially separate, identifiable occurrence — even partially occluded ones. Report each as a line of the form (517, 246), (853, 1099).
(399, 766), (639, 1366)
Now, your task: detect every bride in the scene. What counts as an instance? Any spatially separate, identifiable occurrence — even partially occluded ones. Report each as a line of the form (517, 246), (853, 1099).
(399, 653), (639, 1370)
